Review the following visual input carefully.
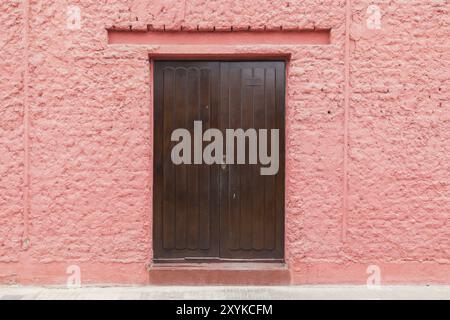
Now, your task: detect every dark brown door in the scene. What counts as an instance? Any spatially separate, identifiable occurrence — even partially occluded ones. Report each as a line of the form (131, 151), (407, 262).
(153, 61), (285, 262)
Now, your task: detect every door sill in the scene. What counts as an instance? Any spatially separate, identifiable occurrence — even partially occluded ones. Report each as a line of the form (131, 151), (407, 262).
(148, 262), (290, 285)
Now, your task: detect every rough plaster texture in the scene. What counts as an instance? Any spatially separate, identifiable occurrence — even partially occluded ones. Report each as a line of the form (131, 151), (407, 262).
(0, 1), (25, 269)
(0, 0), (448, 285)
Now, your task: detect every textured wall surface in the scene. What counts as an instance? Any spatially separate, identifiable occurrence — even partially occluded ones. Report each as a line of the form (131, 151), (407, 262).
(0, 0), (448, 285)
(0, 1), (25, 284)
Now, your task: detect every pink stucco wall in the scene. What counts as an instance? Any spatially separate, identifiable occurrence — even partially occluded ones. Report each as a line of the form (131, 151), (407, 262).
(0, 0), (449, 285)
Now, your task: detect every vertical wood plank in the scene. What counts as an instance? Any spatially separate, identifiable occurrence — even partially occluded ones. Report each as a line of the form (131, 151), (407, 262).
(219, 62), (230, 253)
(174, 68), (187, 249)
(198, 68), (211, 250)
(264, 68), (277, 250)
(186, 68), (200, 249)
(252, 67), (265, 250)
(227, 67), (242, 251)
(162, 67), (176, 249)
(240, 67), (253, 250)
(209, 62), (221, 255)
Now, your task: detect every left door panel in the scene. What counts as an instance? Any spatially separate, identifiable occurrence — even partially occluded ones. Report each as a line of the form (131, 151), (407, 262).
(153, 61), (220, 261)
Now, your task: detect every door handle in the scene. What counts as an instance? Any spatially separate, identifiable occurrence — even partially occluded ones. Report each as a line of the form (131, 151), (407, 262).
(220, 155), (227, 170)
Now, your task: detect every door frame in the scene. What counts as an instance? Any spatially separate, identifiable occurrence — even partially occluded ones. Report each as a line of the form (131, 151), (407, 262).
(150, 55), (290, 264)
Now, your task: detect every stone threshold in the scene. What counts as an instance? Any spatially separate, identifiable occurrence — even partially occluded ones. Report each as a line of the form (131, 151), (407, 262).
(148, 263), (290, 285)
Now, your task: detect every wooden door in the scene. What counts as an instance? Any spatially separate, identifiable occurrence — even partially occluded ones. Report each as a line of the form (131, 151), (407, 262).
(153, 61), (285, 262)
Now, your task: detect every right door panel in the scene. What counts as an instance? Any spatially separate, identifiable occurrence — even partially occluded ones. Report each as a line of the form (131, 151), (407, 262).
(219, 61), (285, 260)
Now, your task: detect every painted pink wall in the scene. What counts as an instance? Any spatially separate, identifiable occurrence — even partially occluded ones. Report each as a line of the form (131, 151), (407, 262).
(0, 0), (448, 285)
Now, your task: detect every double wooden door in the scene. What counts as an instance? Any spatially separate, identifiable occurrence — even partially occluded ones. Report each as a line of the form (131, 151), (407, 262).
(153, 61), (285, 262)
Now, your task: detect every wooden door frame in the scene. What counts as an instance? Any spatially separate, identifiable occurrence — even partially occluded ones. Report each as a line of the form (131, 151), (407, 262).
(150, 56), (290, 264)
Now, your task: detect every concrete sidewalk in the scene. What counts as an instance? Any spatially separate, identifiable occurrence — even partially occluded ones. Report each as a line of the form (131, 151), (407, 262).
(0, 285), (449, 300)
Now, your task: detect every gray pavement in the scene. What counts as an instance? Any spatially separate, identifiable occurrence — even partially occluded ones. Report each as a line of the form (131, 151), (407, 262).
(0, 285), (449, 300)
